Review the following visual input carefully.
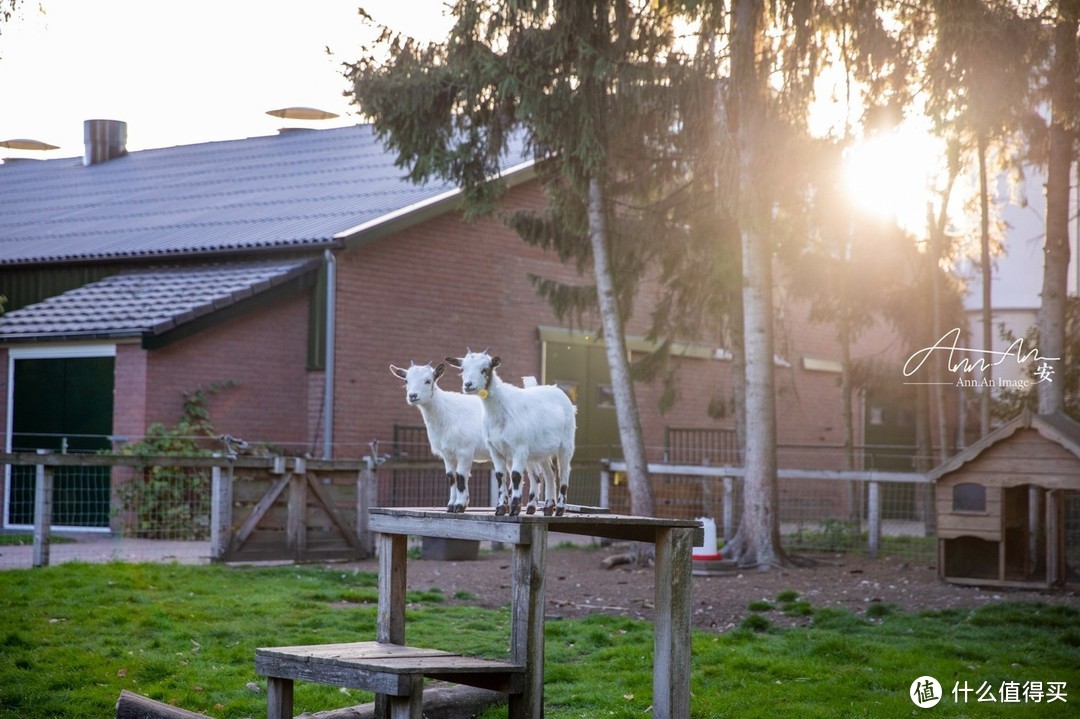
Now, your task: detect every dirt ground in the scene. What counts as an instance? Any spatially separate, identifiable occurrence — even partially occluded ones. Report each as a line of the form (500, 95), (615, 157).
(344, 538), (1080, 632)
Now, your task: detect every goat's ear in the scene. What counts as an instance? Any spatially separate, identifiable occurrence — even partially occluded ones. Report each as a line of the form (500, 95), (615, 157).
(445, 356), (462, 368)
(490, 355), (502, 369)
(389, 364), (408, 380)
(434, 362), (446, 379)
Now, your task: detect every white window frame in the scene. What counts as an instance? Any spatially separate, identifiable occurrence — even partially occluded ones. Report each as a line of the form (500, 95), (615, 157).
(4, 343), (116, 532)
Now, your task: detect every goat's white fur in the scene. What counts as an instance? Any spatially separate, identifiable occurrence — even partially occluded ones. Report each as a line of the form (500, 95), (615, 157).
(390, 361), (552, 513)
(446, 350), (576, 516)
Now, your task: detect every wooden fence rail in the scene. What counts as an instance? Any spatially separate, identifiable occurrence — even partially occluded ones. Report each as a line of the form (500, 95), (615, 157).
(0, 452), (454, 567)
(601, 460), (930, 559)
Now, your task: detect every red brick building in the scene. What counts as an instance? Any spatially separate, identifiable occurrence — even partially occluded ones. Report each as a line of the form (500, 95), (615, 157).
(0, 121), (914, 530)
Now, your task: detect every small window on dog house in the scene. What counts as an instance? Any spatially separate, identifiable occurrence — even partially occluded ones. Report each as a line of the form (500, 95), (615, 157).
(953, 482), (987, 513)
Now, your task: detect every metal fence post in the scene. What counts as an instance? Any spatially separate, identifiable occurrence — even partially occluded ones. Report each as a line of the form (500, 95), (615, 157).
(722, 476), (735, 543)
(867, 480), (880, 559)
(33, 451), (53, 568)
(599, 465), (610, 509)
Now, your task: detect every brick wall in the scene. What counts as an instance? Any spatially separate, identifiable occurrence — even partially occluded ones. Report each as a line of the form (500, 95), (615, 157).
(331, 179), (913, 465)
(143, 290), (313, 452)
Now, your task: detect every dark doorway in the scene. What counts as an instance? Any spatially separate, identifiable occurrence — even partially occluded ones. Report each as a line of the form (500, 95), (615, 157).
(6, 353), (114, 528)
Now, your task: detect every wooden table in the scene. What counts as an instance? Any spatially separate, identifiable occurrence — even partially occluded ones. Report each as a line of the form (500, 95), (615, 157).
(371, 508), (701, 718)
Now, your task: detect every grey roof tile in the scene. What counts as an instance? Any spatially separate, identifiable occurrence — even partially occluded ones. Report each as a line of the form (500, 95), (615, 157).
(0, 124), (531, 265)
(0, 259), (317, 341)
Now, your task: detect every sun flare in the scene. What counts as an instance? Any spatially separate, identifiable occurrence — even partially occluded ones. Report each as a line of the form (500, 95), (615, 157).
(844, 126), (944, 234)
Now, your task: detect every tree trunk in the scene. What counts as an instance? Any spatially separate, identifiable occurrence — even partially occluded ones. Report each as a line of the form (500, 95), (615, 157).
(1037, 3), (1078, 416)
(978, 131), (992, 437)
(588, 178), (654, 517)
(726, 0), (788, 569)
(736, 222), (787, 568)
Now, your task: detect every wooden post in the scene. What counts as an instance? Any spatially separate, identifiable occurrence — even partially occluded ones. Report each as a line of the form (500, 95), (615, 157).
(210, 458), (234, 562)
(377, 531), (408, 717)
(378, 532), (407, 643)
(357, 466), (373, 557)
(265, 676), (293, 719)
(287, 472), (308, 560)
(867, 480), (880, 559)
(653, 526), (694, 719)
(33, 453), (53, 568)
(509, 522), (546, 719)
(1047, 489), (1062, 587)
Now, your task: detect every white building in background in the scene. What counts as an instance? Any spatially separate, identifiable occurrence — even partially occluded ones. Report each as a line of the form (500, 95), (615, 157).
(961, 164), (1078, 402)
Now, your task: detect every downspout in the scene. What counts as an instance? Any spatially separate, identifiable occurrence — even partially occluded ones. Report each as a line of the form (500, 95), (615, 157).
(322, 249), (337, 459)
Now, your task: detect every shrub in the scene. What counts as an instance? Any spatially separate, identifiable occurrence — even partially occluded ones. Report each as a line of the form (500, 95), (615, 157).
(112, 383), (234, 540)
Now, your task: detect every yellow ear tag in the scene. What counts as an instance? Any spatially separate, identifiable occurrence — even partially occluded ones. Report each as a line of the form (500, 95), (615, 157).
(478, 389), (489, 399)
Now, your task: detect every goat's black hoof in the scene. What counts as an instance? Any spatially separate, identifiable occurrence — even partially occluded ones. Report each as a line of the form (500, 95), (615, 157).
(554, 505), (566, 517)
(543, 505), (555, 517)
(495, 505), (507, 516)
(526, 505), (536, 515)
(446, 505), (455, 513)
(509, 500), (521, 516)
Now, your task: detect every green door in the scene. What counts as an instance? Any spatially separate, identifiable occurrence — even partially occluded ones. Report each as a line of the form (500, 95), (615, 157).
(543, 340), (620, 505)
(7, 354), (114, 528)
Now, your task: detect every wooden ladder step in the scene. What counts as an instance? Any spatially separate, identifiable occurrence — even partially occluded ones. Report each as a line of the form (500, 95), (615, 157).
(256, 641), (526, 695)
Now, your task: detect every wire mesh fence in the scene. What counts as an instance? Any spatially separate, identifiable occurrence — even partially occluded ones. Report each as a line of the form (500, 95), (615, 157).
(3, 436), (1077, 577)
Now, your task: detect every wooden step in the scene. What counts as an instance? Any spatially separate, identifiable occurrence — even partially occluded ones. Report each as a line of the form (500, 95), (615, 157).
(256, 641), (526, 696)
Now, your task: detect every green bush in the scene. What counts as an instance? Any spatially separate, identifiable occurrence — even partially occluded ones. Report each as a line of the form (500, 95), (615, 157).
(112, 383), (233, 540)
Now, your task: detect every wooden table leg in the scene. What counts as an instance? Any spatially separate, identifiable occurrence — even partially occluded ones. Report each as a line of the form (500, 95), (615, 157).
(653, 527), (694, 719)
(266, 676), (293, 719)
(510, 522), (547, 718)
(387, 675), (423, 719)
(377, 532), (408, 716)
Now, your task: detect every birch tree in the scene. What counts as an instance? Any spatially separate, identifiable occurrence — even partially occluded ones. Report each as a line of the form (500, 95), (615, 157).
(1036, 0), (1079, 415)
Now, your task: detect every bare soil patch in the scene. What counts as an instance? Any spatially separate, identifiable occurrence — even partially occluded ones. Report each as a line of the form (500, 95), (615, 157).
(342, 540), (1080, 632)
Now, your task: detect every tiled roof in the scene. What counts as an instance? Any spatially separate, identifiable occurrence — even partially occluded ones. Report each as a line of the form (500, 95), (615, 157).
(0, 259), (317, 342)
(0, 124), (532, 265)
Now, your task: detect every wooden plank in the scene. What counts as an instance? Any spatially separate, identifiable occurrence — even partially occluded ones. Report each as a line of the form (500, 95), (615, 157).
(378, 534), (407, 645)
(287, 473), (307, 559)
(231, 472), (292, 549)
(389, 675), (422, 719)
(258, 642), (456, 662)
(256, 653), (411, 695)
(510, 522), (547, 719)
(305, 473), (362, 550)
(369, 510), (532, 545)
(265, 676), (293, 719)
(653, 526), (694, 719)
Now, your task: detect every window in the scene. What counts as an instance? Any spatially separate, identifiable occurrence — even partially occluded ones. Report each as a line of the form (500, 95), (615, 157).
(952, 482), (986, 513)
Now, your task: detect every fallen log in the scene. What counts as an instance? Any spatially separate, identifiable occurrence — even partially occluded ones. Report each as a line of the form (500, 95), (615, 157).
(298, 685), (504, 719)
(115, 690), (208, 719)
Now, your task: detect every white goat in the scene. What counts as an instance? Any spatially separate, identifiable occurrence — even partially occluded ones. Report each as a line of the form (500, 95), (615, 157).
(446, 350), (576, 516)
(390, 361), (552, 514)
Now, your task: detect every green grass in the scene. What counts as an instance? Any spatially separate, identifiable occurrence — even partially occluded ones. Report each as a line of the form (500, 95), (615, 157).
(1, 562), (1078, 719)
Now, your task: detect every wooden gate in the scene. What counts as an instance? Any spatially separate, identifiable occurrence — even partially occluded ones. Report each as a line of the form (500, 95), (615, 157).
(213, 457), (374, 563)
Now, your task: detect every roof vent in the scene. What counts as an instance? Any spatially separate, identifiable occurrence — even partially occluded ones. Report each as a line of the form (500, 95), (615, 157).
(83, 119), (127, 166)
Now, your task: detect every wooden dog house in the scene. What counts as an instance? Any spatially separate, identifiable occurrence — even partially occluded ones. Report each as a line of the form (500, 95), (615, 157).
(929, 410), (1080, 589)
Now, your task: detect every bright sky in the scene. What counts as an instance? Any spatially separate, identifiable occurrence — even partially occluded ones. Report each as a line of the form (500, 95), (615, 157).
(0, 0), (453, 159)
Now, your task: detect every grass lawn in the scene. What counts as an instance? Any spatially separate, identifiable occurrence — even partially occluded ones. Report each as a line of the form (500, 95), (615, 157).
(1, 562), (1077, 718)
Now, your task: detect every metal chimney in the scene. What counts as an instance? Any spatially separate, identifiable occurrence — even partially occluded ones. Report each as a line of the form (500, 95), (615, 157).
(83, 119), (127, 166)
